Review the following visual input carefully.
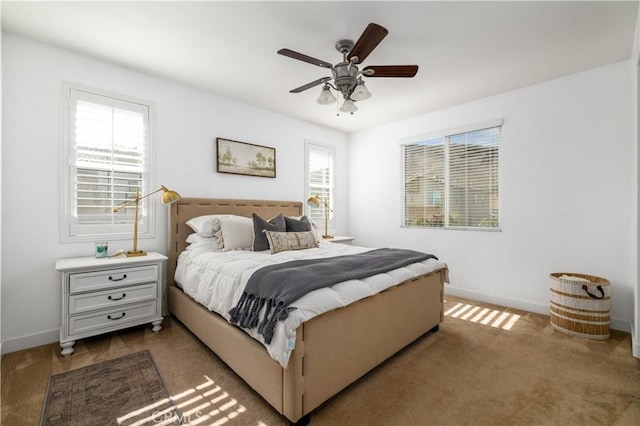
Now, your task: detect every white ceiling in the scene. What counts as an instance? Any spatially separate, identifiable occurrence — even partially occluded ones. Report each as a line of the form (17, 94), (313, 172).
(1, 1), (638, 133)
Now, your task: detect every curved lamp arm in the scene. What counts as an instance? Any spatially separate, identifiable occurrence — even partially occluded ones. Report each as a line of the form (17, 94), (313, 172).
(112, 185), (180, 213)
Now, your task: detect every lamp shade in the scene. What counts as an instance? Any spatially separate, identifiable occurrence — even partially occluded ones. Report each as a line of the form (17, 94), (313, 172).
(340, 99), (358, 114)
(160, 186), (181, 205)
(316, 85), (337, 105)
(307, 195), (321, 207)
(351, 80), (371, 101)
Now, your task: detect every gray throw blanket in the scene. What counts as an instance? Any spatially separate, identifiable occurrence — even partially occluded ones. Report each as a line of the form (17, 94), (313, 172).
(228, 248), (437, 344)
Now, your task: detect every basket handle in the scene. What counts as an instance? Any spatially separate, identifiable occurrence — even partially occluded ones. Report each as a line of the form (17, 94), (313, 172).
(582, 284), (605, 299)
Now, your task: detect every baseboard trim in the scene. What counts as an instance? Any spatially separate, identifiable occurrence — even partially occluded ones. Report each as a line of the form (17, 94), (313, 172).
(1, 329), (59, 355)
(444, 286), (630, 333)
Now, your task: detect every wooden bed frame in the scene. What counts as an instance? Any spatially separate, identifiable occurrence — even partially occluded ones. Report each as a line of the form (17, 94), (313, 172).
(167, 197), (446, 423)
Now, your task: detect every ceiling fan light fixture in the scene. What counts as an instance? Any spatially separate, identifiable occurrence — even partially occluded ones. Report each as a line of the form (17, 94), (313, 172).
(340, 98), (358, 114)
(316, 85), (337, 105)
(278, 23), (418, 116)
(351, 79), (371, 101)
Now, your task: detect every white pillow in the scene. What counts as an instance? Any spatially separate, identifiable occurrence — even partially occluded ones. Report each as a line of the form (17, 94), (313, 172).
(185, 239), (222, 252)
(218, 216), (254, 251)
(184, 233), (221, 252)
(186, 214), (241, 237)
(185, 233), (223, 247)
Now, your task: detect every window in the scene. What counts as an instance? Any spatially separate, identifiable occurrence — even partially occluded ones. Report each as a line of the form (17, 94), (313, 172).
(402, 120), (501, 230)
(62, 85), (153, 241)
(305, 142), (335, 228)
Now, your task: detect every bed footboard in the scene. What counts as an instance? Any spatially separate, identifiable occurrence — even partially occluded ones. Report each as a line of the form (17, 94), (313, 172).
(169, 269), (444, 423)
(289, 270), (444, 418)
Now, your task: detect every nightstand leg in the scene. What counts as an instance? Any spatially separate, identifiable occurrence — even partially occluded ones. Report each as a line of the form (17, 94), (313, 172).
(151, 319), (163, 333)
(60, 341), (75, 356)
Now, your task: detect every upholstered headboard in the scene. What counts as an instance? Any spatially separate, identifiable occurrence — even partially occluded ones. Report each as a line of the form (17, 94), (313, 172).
(167, 197), (303, 287)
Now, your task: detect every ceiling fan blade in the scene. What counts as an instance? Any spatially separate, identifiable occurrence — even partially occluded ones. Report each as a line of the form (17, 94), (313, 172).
(363, 65), (419, 78)
(278, 48), (333, 69)
(290, 77), (331, 93)
(347, 23), (388, 64)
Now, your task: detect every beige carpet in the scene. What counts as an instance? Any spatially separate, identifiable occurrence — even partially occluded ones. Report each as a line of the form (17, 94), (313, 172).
(40, 350), (179, 425)
(3, 295), (639, 425)
(312, 298), (640, 425)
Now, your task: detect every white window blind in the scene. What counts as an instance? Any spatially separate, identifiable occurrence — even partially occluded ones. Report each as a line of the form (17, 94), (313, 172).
(306, 142), (335, 226)
(63, 86), (153, 241)
(402, 122), (501, 230)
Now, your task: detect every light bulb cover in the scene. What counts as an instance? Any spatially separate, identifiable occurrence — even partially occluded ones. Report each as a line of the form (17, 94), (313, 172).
(340, 99), (358, 114)
(316, 86), (337, 105)
(351, 80), (371, 101)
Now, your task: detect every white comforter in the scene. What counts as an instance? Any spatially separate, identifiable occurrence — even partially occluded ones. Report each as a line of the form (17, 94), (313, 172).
(175, 241), (447, 368)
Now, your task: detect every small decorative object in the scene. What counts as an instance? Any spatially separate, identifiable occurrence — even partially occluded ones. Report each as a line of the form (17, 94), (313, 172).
(112, 185), (181, 257)
(95, 242), (108, 258)
(216, 138), (276, 178)
(307, 195), (332, 239)
(109, 249), (127, 258)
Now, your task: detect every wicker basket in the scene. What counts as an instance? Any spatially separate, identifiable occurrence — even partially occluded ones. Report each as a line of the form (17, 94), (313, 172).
(549, 272), (610, 340)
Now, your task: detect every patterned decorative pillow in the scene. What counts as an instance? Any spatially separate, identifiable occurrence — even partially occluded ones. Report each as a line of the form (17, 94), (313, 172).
(264, 230), (319, 254)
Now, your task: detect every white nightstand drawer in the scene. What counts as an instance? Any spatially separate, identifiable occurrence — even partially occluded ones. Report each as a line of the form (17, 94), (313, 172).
(68, 301), (157, 336)
(69, 265), (158, 293)
(68, 283), (158, 315)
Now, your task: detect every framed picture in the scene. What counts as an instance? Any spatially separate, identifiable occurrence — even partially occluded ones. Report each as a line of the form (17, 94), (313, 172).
(216, 138), (276, 178)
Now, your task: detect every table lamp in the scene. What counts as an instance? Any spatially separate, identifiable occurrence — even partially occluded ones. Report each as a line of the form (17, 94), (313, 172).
(307, 195), (333, 239)
(113, 185), (181, 256)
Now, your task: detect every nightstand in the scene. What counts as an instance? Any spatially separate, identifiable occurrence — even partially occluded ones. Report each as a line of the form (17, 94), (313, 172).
(326, 236), (355, 245)
(55, 252), (167, 356)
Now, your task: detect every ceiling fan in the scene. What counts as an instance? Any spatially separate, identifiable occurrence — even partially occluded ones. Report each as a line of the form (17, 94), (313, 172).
(277, 23), (418, 115)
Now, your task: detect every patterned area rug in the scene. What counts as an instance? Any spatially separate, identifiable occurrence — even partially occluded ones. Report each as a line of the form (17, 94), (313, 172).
(41, 350), (180, 425)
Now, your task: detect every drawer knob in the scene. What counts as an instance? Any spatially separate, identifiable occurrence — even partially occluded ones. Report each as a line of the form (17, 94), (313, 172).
(107, 312), (126, 320)
(107, 293), (127, 301)
(108, 274), (127, 282)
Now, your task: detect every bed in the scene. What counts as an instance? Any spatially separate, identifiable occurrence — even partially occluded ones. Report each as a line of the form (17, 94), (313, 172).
(167, 197), (447, 423)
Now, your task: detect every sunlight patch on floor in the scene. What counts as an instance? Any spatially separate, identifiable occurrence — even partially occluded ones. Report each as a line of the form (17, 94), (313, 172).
(117, 397), (175, 425)
(444, 300), (521, 331)
(175, 375), (247, 425)
(117, 375), (248, 425)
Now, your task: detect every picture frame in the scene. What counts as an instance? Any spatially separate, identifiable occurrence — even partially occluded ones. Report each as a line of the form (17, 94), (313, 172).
(216, 138), (276, 178)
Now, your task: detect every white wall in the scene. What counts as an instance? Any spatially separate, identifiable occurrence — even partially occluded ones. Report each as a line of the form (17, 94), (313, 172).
(1, 33), (348, 353)
(0, 28), (3, 354)
(3, 30), (637, 353)
(348, 61), (634, 331)
(631, 6), (640, 358)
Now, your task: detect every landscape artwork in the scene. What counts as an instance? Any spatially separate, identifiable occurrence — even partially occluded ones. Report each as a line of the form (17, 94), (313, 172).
(216, 138), (276, 178)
